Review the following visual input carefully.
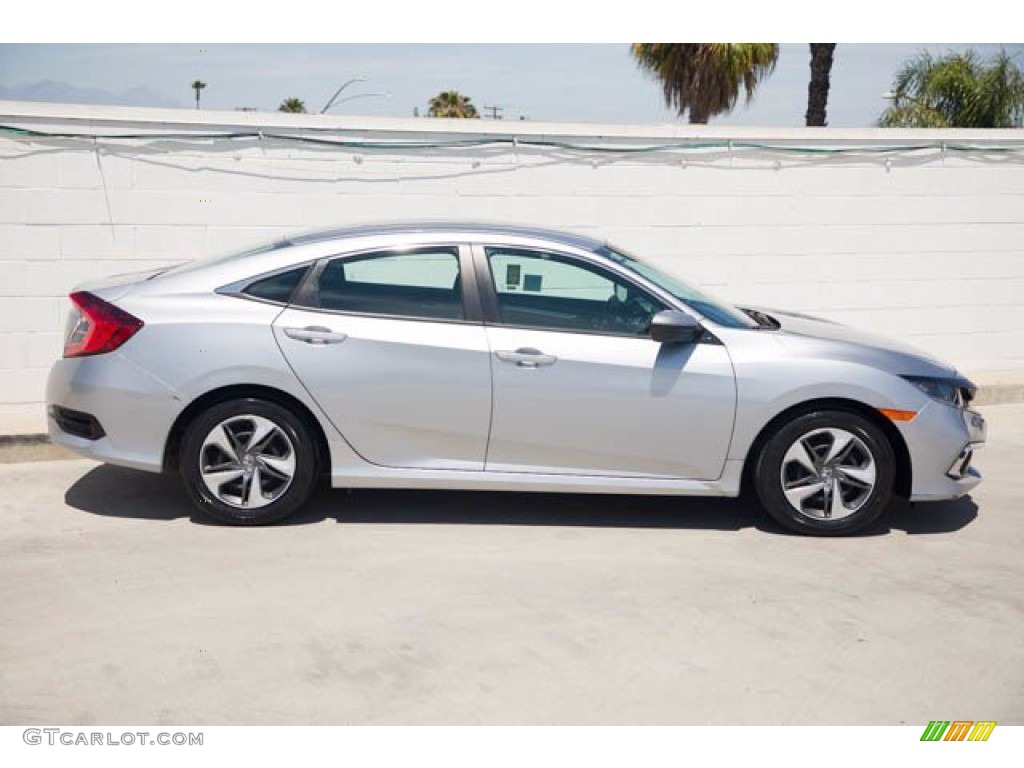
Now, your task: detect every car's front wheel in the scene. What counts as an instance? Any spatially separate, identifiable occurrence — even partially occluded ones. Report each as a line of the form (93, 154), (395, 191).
(754, 409), (896, 535)
(180, 398), (318, 525)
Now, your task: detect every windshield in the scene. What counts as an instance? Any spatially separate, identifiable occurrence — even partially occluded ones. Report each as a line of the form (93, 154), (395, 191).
(598, 246), (758, 329)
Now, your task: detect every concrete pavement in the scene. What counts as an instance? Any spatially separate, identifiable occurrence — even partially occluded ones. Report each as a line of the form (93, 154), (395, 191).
(1, 405), (1022, 725)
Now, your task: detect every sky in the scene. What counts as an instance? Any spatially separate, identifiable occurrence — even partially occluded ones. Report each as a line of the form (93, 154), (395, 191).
(1, 43), (1021, 127)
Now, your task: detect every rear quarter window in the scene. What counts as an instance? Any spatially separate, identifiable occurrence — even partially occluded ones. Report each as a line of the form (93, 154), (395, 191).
(242, 266), (309, 304)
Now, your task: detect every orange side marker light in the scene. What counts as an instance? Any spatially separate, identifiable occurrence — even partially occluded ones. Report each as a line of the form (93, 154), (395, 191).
(878, 408), (917, 422)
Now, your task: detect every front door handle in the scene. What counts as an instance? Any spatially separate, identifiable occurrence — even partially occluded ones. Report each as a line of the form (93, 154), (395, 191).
(495, 347), (558, 368)
(283, 326), (348, 345)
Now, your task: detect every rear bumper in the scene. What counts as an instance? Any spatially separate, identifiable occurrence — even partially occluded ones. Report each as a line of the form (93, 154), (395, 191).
(46, 353), (182, 473)
(901, 402), (986, 501)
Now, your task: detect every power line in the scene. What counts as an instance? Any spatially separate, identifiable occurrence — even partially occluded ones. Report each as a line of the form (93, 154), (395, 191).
(1, 124), (1022, 159)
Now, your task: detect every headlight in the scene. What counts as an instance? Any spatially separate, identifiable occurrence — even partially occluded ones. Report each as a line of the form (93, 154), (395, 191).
(900, 375), (975, 408)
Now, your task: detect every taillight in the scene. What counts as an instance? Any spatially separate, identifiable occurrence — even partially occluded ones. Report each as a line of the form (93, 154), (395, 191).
(63, 291), (144, 358)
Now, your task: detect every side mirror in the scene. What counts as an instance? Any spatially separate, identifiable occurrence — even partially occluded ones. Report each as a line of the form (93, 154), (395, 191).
(650, 310), (702, 344)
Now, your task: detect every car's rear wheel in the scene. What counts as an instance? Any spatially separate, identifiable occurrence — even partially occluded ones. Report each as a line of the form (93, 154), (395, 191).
(754, 409), (895, 535)
(180, 398), (317, 525)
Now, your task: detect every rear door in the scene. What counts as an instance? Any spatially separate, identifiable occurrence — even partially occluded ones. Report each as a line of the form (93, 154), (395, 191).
(273, 244), (492, 471)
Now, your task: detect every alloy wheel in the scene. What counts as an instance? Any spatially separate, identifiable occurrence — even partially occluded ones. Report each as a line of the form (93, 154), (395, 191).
(198, 414), (296, 509)
(779, 427), (877, 520)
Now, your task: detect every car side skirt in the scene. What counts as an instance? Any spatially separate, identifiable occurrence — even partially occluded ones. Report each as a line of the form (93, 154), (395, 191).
(329, 458), (745, 496)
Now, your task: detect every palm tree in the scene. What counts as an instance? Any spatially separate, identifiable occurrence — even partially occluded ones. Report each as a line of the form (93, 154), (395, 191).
(879, 49), (1024, 128)
(191, 80), (206, 110)
(279, 98), (307, 113)
(805, 44), (837, 126)
(630, 44), (779, 124)
(427, 91), (479, 118)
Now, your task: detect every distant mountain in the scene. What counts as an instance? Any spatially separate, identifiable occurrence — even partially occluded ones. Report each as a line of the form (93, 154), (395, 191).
(0, 80), (185, 109)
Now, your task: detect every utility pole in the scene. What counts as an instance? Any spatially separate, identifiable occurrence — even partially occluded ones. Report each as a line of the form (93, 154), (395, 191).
(483, 105), (504, 120)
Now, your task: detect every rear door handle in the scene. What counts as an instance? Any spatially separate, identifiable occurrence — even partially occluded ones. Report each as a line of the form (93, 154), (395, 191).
(283, 326), (348, 345)
(495, 347), (558, 368)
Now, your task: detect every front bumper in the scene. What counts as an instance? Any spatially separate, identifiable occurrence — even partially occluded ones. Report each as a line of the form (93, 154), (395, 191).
(901, 401), (986, 501)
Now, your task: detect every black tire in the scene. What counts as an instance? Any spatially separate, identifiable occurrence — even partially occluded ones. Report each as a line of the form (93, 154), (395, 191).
(754, 409), (896, 536)
(179, 398), (317, 525)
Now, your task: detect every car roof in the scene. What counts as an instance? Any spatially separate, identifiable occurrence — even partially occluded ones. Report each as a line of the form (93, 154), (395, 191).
(284, 221), (606, 252)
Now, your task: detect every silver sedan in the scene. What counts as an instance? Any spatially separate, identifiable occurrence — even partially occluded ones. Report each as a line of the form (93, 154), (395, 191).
(46, 223), (986, 535)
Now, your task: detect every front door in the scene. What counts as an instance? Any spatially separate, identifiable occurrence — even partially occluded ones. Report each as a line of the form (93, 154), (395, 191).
(478, 246), (736, 479)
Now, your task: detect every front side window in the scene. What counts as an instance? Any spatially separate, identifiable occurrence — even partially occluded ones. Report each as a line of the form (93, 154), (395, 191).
(307, 248), (464, 321)
(598, 245), (758, 329)
(485, 247), (663, 336)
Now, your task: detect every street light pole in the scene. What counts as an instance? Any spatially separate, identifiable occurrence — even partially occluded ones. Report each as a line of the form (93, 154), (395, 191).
(320, 77), (368, 114)
(328, 92), (390, 109)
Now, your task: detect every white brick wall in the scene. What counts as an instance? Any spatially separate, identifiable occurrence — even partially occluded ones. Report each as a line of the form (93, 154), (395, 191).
(1, 100), (1023, 434)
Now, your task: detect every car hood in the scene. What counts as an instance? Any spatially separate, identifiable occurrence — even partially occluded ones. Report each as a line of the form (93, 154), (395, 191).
(754, 307), (959, 378)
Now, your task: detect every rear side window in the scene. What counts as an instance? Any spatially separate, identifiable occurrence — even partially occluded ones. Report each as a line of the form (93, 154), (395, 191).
(243, 266), (309, 304)
(308, 248), (463, 321)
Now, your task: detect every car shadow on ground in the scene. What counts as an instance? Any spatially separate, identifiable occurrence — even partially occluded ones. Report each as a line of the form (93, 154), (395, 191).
(65, 464), (979, 536)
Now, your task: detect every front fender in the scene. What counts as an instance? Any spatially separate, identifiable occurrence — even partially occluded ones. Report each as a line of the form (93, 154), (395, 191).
(726, 354), (929, 462)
